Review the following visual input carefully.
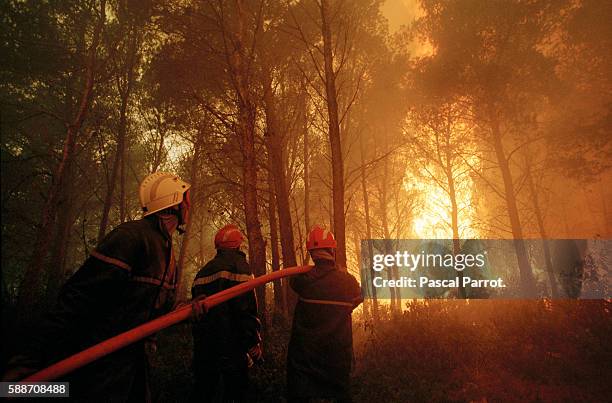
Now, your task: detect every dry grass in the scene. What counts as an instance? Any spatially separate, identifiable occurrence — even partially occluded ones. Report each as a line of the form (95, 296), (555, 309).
(352, 300), (611, 402)
(150, 300), (610, 402)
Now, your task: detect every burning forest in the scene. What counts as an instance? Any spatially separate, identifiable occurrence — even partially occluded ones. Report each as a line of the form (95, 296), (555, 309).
(1, 0), (610, 401)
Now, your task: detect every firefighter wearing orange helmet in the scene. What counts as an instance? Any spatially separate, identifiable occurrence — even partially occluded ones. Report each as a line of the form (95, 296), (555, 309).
(287, 225), (363, 403)
(191, 224), (262, 402)
(3, 172), (191, 401)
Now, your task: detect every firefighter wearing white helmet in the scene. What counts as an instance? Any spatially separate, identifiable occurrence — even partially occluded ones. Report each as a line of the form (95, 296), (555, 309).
(139, 171), (192, 232)
(3, 172), (192, 402)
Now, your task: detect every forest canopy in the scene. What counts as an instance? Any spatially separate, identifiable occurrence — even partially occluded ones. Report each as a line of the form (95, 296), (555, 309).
(1, 0), (610, 316)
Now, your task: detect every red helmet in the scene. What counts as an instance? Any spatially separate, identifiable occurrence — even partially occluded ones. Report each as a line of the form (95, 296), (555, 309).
(306, 225), (337, 250)
(215, 224), (245, 249)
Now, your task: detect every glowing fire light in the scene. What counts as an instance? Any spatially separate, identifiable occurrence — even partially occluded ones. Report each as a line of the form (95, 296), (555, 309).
(405, 164), (478, 239)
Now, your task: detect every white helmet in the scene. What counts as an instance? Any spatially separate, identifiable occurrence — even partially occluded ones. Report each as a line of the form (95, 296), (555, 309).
(139, 172), (191, 217)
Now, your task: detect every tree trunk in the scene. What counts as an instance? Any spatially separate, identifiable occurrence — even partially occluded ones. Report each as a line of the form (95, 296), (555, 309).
(302, 81), (311, 265)
(233, 0), (267, 323)
(150, 111), (166, 173)
(354, 235), (369, 319)
(490, 117), (536, 296)
(447, 170), (460, 244)
(359, 135), (378, 321)
(267, 169), (286, 323)
(445, 165), (465, 298)
(381, 158), (399, 313)
(176, 139), (201, 302)
(320, 0), (347, 269)
(525, 159), (558, 297)
(119, 139), (127, 222)
(46, 211), (72, 303)
(46, 161), (76, 303)
(242, 117), (267, 323)
(263, 75), (297, 269)
(199, 214), (208, 271)
(98, 31), (136, 240)
(103, 16), (139, 230)
(119, 25), (138, 224)
(263, 74), (298, 322)
(388, 159), (402, 311)
(17, 1), (106, 314)
(98, 140), (121, 241)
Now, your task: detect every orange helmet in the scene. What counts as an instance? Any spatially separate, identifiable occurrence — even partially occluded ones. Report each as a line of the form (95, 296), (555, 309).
(215, 224), (245, 249)
(306, 225), (337, 250)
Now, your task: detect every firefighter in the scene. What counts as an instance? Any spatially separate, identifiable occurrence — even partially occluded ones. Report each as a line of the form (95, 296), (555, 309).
(2, 172), (191, 402)
(287, 225), (363, 403)
(191, 224), (262, 403)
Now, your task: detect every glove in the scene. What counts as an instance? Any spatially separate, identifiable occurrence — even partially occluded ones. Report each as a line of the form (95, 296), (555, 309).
(145, 336), (158, 355)
(176, 296), (208, 322)
(247, 343), (264, 366)
(190, 296), (208, 322)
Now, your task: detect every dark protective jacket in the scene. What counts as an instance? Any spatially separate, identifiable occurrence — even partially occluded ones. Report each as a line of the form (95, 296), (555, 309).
(287, 261), (363, 400)
(191, 249), (261, 402)
(10, 215), (177, 402)
(191, 249), (261, 368)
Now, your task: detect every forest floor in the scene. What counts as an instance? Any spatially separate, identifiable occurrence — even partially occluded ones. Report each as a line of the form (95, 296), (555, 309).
(150, 300), (611, 402)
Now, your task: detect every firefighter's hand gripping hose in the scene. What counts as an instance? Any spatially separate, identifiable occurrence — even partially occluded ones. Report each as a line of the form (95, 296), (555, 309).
(21, 265), (313, 382)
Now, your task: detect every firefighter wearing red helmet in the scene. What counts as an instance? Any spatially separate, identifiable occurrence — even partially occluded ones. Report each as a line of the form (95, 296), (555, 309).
(287, 225), (363, 403)
(191, 224), (262, 402)
(2, 172), (191, 401)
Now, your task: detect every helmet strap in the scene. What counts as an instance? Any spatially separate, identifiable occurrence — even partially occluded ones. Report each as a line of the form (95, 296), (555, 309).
(177, 205), (187, 235)
(157, 207), (182, 236)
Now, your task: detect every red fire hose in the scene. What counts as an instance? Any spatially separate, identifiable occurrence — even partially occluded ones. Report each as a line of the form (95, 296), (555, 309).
(23, 265), (313, 382)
